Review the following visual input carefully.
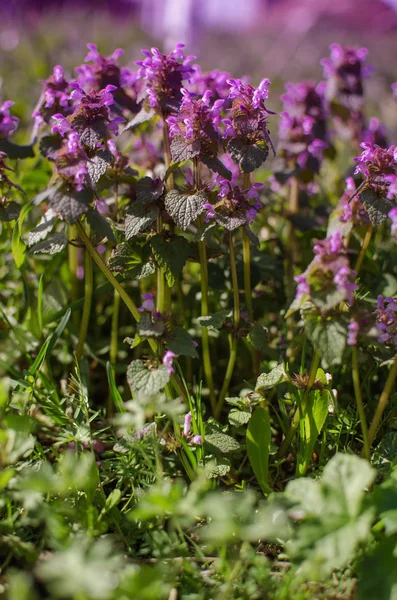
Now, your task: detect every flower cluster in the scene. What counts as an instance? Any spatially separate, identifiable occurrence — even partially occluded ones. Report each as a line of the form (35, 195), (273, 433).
(76, 43), (140, 113)
(224, 78), (274, 143)
(321, 44), (369, 140)
(0, 99), (19, 139)
(136, 44), (195, 113)
(53, 131), (89, 191)
(354, 143), (397, 200)
(278, 81), (328, 174)
(167, 88), (224, 155)
(182, 412), (202, 445)
(203, 179), (263, 229)
(338, 177), (369, 228)
(295, 230), (358, 308)
(189, 65), (231, 102)
(33, 65), (73, 129)
(376, 296), (397, 348)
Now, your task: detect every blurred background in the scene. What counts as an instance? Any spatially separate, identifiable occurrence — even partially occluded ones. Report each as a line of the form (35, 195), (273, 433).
(1, 0), (397, 133)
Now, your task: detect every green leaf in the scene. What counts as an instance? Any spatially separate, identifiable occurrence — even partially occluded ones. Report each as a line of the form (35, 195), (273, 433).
(12, 201), (34, 268)
(360, 188), (396, 226)
(127, 360), (170, 397)
(164, 189), (207, 230)
(247, 323), (268, 352)
(170, 135), (201, 163)
(0, 200), (20, 222)
(0, 138), (34, 158)
(137, 312), (165, 338)
(28, 232), (68, 255)
(206, 457), (231, 478)
(108, 241), (155, 279)
(122, 107), (156, 131)
(165, 326), (199, 358)
(304, 312), (347, 369)
(255, 364), (287, 394)
(87, 149), (112, 183)
(201, 155), (232, 180)
(50, 187), (93, 223)
(371, 432), (397, 477)
(227, 138), (269, 173)
(136, 176), (164, 204)
(27, 208), (57, 246)
(197, 309), (231, 330)
(228, 409), (251, 427)
(29, 309), (71, 375)
(285, 453), (376, 579)
(106, 362), (125, 414)
(125, 201), (159, 239)
(357, 539), (397, 600)
(86, 209), (116, 243)
(297, 388), (330, 476)
(150, 234), (191, 286)
(246, 407), (271, 495)
(205, 432), (240, 454)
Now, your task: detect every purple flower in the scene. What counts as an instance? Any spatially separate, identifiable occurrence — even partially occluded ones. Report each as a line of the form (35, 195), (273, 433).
(163, 350), (177, 374)
(347, 321), (359, 346)
(295, 230), (357, 308)
(54, 131), (90, 191)
(389, 206), (397, 233)
(376, 296), (397, 348)
(166, 88), (224, 151)
(191, 435), (202, 446)
(51, 113), (71, 137)
(138, 292), (156, 313)
(295, 275), (310, 299)
(189, 65), (231, 101)
(225, 78), (274, 150)
(392, 82), (397, 99)
(354, 143), (397, 200)
(0, 100), (19, 139)
(278, 81), (328, 174)
(32, 65), (73, 129)
(183, 412), (192, 436)
(205, 180), (262, 229)
(136, 44), (195, 113)
(362, 117), (388, 148)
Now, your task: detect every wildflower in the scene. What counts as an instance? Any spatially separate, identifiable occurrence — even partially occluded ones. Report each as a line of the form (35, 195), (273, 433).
(138, 292), (156, 313)
(191, 435), (202, 445)
(375, 296), (397, 348)
(347, 321), (359, 346)
(183, 412), (192, 436)
(204, 179), (263, 229)
(392, 82), (397, 99)
(54, 131), (89, 191)
(294, 230), (358, 308)
(225, 78), (274, 149)
(190, 65), (231, 101)
(163, 350), (177, 374)
(0, 100), (19, 138)
(354, 143), (397, 201)
(32, 65), (73, 129)
(75, 43), (140, 113)
(166, 88), (224, 159)
(136, 44), (195, 113)
(321, 44), (370, 140)
(338, 177), (369, 229)
(362, 117), (388, 148)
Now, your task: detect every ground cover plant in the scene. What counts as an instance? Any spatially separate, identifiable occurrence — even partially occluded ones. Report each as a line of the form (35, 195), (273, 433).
(2, 39), (397, 599)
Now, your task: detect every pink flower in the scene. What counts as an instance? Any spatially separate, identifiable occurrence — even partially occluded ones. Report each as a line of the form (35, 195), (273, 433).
(163, 350), (177, 374)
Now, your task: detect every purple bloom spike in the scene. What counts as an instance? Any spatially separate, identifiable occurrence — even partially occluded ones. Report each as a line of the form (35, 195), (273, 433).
(0, 99), (19, 139)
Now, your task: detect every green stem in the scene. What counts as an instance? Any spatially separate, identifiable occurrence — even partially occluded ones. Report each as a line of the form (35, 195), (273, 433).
(76, 221), (186, 399)
(156, 214), (166, 315)
(76, 224), (93, 361)
(352, 346), (370, 460)
(277, 350), (320, 458)
(68, 225), (80, 328)
(110, 290), (121, 366)
(194, 157), (216, 412)
(242, 173), (253, 321)
(216, 232), (240, 417)
(367, 352), (397, 448)
(163, 120), (174, 191)
(355, 223), (373, 275)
